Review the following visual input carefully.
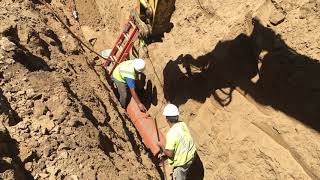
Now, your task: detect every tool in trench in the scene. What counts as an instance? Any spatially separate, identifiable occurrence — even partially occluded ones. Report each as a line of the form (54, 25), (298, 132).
(100, 17), (140, 76)
(154, 116), (168, 180)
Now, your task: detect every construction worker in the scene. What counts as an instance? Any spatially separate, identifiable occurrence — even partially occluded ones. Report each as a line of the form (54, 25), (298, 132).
(158, 104), (197, 180)
(112, 58), (147, 112)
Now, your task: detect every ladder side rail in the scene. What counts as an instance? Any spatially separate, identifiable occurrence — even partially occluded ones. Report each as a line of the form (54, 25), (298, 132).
(108, 27), (139, 75)
(117, 27), (139, 64)
(117, 27), (139, 63)
(102, 19), (133, 67)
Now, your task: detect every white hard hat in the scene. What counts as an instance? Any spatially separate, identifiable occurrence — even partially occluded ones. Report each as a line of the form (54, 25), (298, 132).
(133, 58), (146, 72)
(163, 104), (179, 116)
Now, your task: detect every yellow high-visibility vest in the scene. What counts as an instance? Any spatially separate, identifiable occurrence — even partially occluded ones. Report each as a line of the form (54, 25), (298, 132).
(112, 60), (136, 83)
(165, 122), (196, 167)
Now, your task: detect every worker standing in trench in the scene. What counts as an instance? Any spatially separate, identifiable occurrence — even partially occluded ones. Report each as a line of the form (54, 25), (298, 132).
(112, 58), (147, 112)
(158, 104), (197, 180)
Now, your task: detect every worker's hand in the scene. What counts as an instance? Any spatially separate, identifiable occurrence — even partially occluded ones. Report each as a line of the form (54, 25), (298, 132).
(157, 152), (166, 161)
(138, 103), (147, 112)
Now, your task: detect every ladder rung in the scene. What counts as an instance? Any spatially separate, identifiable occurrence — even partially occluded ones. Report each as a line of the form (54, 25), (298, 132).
(109, 55), (117, 63)
(116, 45), (123, 50)
(123, 33), (129, 40)
(129, 21), (135, 28)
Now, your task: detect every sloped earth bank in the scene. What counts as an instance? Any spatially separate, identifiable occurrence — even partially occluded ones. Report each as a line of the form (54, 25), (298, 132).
(146, 0), (320, 179)
(76, 0), (320, 179)
(0, 0), (161, 179)
(1, 0), (320, 180)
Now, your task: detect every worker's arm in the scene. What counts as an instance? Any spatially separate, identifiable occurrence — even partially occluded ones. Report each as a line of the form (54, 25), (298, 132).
(157, 142), (175, 159)
(130, 88), (147, 112)
(162, 149), (175, 158)
(126, 78), (147, 112)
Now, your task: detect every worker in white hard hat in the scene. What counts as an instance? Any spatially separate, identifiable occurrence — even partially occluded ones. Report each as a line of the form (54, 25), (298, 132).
(112, 59), (147, 112)
(158, 104), (196, 180)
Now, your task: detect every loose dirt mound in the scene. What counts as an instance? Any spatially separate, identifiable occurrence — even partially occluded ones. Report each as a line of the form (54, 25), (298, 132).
(146, 0), (320, 179)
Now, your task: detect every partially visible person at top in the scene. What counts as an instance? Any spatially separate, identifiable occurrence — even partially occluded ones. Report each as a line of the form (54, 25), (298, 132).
(158, 104), (197, 180)
(112, 58), (147, 112)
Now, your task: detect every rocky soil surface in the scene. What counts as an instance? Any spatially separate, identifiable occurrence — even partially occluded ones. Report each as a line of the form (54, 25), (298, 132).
(0, 0), (160, 179)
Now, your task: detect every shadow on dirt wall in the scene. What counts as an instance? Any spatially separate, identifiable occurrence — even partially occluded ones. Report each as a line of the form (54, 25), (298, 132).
(163, 18), (320, 132)
(187, 153), (204, 180)
(3, 24), (56, 72)
(63, 78), (149, 164)
(0, 128), (33, 179)
(136, 74), (158, 109)
(62, 80), (116, 157)
(0, 89), (22, 126)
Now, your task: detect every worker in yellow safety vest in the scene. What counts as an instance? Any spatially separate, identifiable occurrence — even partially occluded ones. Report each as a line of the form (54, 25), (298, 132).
(112, 59), (147, 112)
(158, 104), (197, 180)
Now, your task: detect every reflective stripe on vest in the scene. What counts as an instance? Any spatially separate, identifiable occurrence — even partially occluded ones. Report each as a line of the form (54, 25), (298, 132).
(112, 60), (136, 83)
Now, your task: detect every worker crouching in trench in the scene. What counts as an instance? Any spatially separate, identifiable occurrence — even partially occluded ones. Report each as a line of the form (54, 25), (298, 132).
(112, 58), (147, 112)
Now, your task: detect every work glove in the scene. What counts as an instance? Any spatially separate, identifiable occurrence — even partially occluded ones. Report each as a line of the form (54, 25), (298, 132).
(157, 152), (165, 159)
(158, 152), (167, 164)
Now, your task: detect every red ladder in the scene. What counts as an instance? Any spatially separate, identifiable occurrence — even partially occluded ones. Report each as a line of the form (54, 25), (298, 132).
(102, 16), (140, 76)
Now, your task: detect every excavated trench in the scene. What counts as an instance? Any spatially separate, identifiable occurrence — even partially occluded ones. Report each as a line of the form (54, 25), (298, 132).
(75, 0), (320, 179)
(1, 0), (319, 179)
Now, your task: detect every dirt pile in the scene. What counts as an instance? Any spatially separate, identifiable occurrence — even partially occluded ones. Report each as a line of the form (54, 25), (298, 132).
(145, 0), (320, 179)
(0, 0), (160, 179)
